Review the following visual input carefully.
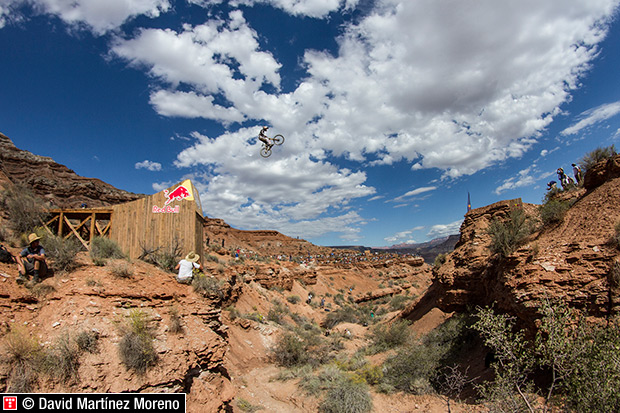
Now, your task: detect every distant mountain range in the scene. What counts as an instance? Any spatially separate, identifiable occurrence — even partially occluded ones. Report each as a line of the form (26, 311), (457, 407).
(331, 234), (460, 264)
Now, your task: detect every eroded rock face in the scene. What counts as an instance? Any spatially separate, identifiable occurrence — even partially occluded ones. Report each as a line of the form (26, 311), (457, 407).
(0, 258), (234, 412)
(583, 154), (620, 191)
(0, 133), (142, 208)
(403, 175), (620, 331)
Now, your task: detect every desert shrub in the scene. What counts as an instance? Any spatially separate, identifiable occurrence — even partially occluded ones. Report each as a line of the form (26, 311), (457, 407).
(367, 320), (411, 353)
(75, 330), (100, 354)
(118, 309), (158, 374)
(192, 274), (224, 299)
(474, 301), (620, 412)
(319, 377), (373, 413)
(580, 144), (617, 173)
(42, 332), (81, 382)
(382, 314), (475, 395)
(90, 236), (124, 260)
(138, 238), (181, 272)
(389, 295), (412, 311)
(108, 261), (133, 278)
(324, 305), (361, 329)
(29, 283), (56, 298)
(168, 307), (183, 334)
(42, 234), (81, 273)
(487, 207), (533, 258)
(271, 332), (308, 367)
(267, 301), (290, 324)
(433, 253), (447, 269)
(236, 398), (263, 412)
(1, 185), (49, 234)
(205, 254), (220, 263)
(3, 328), (43, 393)
(539, 199), (571, 227)
(287, 295), (301, 304)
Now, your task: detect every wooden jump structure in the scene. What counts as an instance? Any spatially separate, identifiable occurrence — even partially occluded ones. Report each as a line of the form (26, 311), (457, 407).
(43, 179), (205, 259)
(44, 208), (113, 250)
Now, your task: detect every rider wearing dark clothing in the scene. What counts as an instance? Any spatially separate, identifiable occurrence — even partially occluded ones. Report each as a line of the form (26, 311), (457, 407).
(258, 126), (270, 147)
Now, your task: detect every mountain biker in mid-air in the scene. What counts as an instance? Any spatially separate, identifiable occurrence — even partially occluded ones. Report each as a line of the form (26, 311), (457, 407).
(258, 126), (271, 149)
(257, 126), (285, 158)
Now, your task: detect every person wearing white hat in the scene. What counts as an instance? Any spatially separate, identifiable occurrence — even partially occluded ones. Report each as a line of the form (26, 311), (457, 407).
(174, 251), (202, 284)
(16, 233), (47, 284)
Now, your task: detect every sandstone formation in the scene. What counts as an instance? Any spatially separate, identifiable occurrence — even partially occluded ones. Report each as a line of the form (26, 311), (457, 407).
(0, 133), (143, 208)
(402, 158), (620, 332)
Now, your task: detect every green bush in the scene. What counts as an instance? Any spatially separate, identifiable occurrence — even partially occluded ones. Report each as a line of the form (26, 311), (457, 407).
(118, 310), (158, 374)
(108, 261), (133, 278)
(433, 253), (447, 269)
(389, 295), (412, 311)
(3, 328), (43, 393)
(75, 330), (100, 354)
(1, 185), (49, 234)
(271, 332), (308, 367)
(539, 199), (571, 227)
(192, 274), (224, 299)
(580, 144), (617, 173)
(487, 207), (533, 258)
(319, 377), (373, 413)
(287, 295), (301, 304)
(368, 320), (411, 353)
(42, 332), (81, 382)
(474, 301), (620, 412)
(382, 315), (475, 395)
(168, 307), (183, 334)
(90, 237), (125, 260)
(42, 234), (82, 273)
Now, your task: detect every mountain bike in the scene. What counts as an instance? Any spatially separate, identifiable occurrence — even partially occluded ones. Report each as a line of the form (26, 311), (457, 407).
(260, 134), (285, 158)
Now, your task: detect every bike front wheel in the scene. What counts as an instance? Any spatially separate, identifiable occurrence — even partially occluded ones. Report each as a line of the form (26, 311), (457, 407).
(260, 147), (272, 158)
(272, 134), (284, 145)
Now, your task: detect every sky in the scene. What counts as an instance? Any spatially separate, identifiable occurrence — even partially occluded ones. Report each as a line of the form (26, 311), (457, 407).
(1, 0), (620, 248)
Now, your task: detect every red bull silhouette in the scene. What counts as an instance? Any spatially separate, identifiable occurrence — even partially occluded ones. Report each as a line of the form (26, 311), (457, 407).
(164, 184), (190, 206)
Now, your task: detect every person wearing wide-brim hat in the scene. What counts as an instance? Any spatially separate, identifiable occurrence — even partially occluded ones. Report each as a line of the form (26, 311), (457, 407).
(174, 251), (202, 284)
(16, 233), (47, 285)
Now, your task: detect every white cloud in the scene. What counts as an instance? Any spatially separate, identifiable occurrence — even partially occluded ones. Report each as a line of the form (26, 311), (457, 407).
(561, 101), (620, 135)
(135, 160), (162, 171)
(7, 0), (170, 34)
(112, 1), (618, 179)
(392, 186), (436, 202)
(227, 0), (351, 18)
(427, 220), (463, 239)
(494, 166), (555, 194)
(170, 128), (375, 239)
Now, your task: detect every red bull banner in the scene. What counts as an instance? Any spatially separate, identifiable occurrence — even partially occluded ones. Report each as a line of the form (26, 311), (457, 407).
(152, 179), (195, 214)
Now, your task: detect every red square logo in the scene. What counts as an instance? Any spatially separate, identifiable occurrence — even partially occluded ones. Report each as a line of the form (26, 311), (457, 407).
(3, 396), (17, 410)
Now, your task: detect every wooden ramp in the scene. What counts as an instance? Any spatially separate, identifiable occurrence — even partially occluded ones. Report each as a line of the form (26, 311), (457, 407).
(42, 179), (205, 259)
(44, 208), (113, 250)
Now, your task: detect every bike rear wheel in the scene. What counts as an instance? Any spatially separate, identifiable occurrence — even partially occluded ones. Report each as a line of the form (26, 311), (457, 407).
(272, 134), (284, 145)
(260, 147), (272, 158)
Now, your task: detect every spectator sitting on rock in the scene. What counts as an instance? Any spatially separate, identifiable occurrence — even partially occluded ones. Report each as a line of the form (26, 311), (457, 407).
(16, 233), (47, 285)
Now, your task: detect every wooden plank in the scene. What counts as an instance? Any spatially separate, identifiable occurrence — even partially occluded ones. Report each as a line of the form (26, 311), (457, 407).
(63, 216), (90, 250)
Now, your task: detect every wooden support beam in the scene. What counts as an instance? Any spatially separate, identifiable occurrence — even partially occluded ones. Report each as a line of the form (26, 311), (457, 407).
(62, 216), (89, 250)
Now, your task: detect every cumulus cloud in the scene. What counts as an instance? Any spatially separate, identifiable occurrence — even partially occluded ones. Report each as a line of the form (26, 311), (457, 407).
(561, 101), (620, 136)
(4, 0), (618, 241)
(2, 0), (170, 34)
(171, 128), (375, 239)
(135, 160), (162, 171)
(427, 220), (463, 239)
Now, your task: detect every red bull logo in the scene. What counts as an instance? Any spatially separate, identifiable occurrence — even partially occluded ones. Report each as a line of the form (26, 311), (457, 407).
(164, 184), (190, 206)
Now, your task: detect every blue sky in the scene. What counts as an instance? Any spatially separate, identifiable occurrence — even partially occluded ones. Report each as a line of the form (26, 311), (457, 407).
(1, 0), (620, 247)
